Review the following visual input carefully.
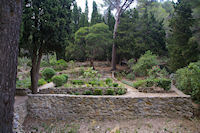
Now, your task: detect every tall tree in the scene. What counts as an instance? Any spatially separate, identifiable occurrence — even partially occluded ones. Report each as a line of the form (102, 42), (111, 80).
(84, 0), (89, 26)
(0, 0), (22, 132)
(106, 6), (115, 31)
(91, 1), (102, 25)
(103, 0), (135, 70)
(167, 0), (199, 71)
(71, 2), (81, 33)
(20, 0), (73, 93)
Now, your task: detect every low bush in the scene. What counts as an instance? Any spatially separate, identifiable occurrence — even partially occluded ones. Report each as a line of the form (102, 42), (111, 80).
(42, 68), (56, 81)
(38, 78), (47, 86)
(105, 78), (113, 85)
(126, 73), (135, 80)
(106, 88), (115, 95)
(132, 51), (159, 76)
(133, 78), (171, 90)
(128, 59), (136, 68)
(52, 75), (66, 87)
(54, 59), (68, 71)
(175, 61), (200, 103)
(71, 80), (84, 85)
(113, 83), (119, 87)
(83, 90), (93, 95)
(16, 78), (31, 88)
(93, 88), (103, 95)
(61, 74), (68, 82)
(117, 88), (126, 95)
(147, 65), (168, 78)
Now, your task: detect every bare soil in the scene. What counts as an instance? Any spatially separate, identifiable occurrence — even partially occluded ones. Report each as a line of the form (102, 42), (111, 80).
(23, 117), (200, 133)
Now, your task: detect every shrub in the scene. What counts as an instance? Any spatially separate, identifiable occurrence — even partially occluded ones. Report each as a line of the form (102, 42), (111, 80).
(18, 57), (30, 67)
(42, 68), (56, 81)
(175, 61), (200, 102)
(147, 65), (168, 78)
(105, 78), (113, 85)
(155, 78), (171, 90)
(83, 67), (99, 79)
(132, 51), (159, 76)
(16, 78), (31, 88)
(106, 88), (115, 95)
(126, 73), (135, 80)
(61, 74), (68, 82)
(54, 59), (68, 71)
(52, 75), (66, 87)
(71, 80), (84, 85)
(88, 80), (100, 86)
(83, 90), (92, 95)
(133, 80), (146, 88)
(113, 83), (119, 87)
(133, 78), (171, 90)
(128, 58), (136, 68)
(38, 78), (47, 86)
(93, 88), (103, 95)
(117, 88), (126, 95)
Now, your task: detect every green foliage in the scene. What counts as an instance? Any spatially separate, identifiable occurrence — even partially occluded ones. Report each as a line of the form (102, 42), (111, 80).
(175, 61), (200, 102)
(113, 83), (119, 87)
(61, 74), (69, 83)
(83, 90), (93, 95)
(167, 0), (199, 71)
(91, 1), (102, 25)
(16, 78), (31, 89)
(147, 65), (168, 78)
(83, 67), (98, 79)
(106, 88), (115, 95)
(52, 75), (66, 87)
(38, 78), (47, 86)
(132, 51), (159, 76)
(126, 73), (135, 80)
(105, 78), (113, 85)
(42, 68), (56, 81)
(18, 57), (30, 67)
(133, 78), (171, 90)
(128, 59), (136, 68)
(93, 89), (103, 95)
(54, 59), (67, 71)
(71, 80), (84, 85)
(117, 88), (126, 95)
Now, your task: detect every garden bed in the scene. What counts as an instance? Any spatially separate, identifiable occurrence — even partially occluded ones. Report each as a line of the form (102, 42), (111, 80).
(38, 87), (127, 95)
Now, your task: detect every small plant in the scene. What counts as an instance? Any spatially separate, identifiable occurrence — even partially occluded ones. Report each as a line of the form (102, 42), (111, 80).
(71, 80), (84, 85)
(54, 59), (68, 71)
(113, 83), (119, 87)
(147, 65), (168, 78)
(105, 78), (113, 85)
(83, 90), (92, 95)
(61, 74), (68, 82)
(128, 58), (136, 68)
(38, 78), (47, 86)
(106, 88), (115, 95)
(93, 88), (103, 95)
(117, 88), (126, 95)
(133, 80), (146, 88)
(42, 68), (56, 81)
(126, 73), (135, 80)
(16, 77), (31, 88)
(52, 75), (66, 87)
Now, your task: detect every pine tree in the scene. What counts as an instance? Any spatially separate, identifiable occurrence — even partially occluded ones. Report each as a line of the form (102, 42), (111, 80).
(167, 0), (199, 71)
(107, 7), (115, 31)
(72, 2), (81, 33)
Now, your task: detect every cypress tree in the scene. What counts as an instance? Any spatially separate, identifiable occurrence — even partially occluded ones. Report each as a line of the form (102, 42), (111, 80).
(167, 0), (199, 71)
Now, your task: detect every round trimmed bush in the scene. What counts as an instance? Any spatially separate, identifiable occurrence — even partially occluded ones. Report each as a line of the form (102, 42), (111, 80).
(42, 68), (56, 80)
(38, 78), (47, 86)
(52, 75), (66, 87)
(61, 74), (68, 83)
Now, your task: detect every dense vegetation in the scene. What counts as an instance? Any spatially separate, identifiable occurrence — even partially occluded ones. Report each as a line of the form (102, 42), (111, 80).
(17, 0), (200, 102)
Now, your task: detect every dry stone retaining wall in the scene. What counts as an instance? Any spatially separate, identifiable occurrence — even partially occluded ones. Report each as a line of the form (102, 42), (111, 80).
(27, 94), (194, 121)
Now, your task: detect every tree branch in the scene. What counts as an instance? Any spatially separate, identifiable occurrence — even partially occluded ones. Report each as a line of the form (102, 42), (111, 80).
(121, 0), (134, 14)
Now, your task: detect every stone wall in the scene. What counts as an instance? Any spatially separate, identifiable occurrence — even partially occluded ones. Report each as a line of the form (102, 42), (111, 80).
(13, 102), (27, 133)
(38, 87), (127, 95)
(27, 94), (194, 121)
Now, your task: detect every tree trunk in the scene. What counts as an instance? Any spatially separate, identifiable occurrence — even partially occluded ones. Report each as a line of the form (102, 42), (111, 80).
(31, 48), (42, 94)
(0, 0), (22, 132)
(111, 17), (120, 70)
